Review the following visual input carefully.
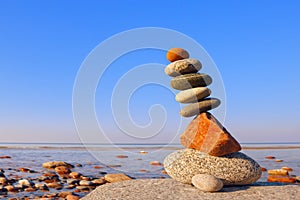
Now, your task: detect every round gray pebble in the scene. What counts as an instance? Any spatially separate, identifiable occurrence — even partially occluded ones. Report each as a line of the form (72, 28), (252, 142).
(170, 73), (212, 90)
(176, 87), (211, 103)
(192, 174), (223, 192)
(180, 98), (221, 117)
(165, 58), (202, 77)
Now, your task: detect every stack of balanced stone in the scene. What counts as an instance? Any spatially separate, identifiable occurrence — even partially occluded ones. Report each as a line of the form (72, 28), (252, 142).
(163, 48), (262, 192)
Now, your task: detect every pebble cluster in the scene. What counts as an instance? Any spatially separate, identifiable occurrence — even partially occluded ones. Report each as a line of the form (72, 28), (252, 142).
(165, 48), (220, 117)
(0, 155), (167, 200)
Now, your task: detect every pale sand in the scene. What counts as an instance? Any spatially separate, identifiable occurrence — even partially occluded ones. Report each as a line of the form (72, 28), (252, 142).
(81, 179), (300, 200)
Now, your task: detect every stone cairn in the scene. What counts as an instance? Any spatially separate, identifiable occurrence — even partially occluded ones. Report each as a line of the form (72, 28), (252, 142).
(163, 48), (262, 192)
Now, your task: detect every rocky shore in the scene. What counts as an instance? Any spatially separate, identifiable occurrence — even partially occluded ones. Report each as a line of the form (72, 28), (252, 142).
(1, 150), (300, 199)
(82, 179), (300, 200)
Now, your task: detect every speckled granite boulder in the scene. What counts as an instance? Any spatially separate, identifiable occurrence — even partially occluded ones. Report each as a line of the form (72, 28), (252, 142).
(164, 149), (261, 185)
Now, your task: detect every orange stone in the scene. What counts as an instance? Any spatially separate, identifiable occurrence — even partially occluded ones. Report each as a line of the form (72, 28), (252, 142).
(265, 156), (275, 159)
(166, 48), (189, 62)
(281, 167), (293, 171)
(261, 167), (267, 172)
(180, 112), (241, 156)
(267, 175), (296, 183)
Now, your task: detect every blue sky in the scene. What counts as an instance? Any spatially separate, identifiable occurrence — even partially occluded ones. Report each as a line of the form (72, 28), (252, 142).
(1, 1), (300, 143)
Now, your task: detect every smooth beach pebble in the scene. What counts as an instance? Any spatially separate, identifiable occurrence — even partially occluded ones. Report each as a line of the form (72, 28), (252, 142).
(176, 87), (211, 103)
(116, 155), (128, 158)
(0, 156), (11, 159)
(104, 174), (131, 183)
(170, 73), (212, 90)
(139, 150), (148, 154)
(66, 194), (80, 200)
(261, 167), (267, 172)
(267, 175), (296, 183)
(281, 167), (293, 171)
(268, 169), (289, 175)
(42, 161), (74, 169)
(69, 172), (81, 179)
(166, 48), (189, 62)
(192, 174), (223, 192)
(265, 156), (276, 159)
(150, 161), (162, 166)
(180, 98), (221, 117)
(165, 58), (201, 77)
(275, 159), (283, 162)
(55, 166), (71, 175)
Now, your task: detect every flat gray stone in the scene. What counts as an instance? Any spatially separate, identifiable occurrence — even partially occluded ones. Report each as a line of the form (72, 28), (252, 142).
(81, 179), (300, 200)
(170, 73), (212, 90)
(165, 58), (202, 77)
(164, 149), (261, 185)
(176, 87), (211, 103)
(180, 98), (220, 117)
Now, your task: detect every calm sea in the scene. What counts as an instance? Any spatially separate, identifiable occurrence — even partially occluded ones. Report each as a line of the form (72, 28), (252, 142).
(1, 142), (300, 181)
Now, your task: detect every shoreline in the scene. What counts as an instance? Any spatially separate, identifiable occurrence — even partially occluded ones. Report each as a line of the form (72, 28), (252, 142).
(1, 145), (300, 151)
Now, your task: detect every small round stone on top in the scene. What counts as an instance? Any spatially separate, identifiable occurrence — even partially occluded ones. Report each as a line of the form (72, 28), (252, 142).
(166, 48), (189, 62)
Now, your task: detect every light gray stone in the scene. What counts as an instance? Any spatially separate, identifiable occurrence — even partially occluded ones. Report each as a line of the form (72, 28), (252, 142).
(180, 98), (221, 117)
(79, 180), (95, 186)
(165, 58), (202, 77)
(81, 179), (300, 200)
(192, 174), (223, 192)
(163, 149), (261, 185)
(176, 87), (211, 103)
(170, 73), (212, 90)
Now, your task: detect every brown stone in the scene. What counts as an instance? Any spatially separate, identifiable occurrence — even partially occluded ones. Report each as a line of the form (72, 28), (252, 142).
(265, 156), (275, 159)
(268, 175), (296, 183)
(166, 48), (189, 62)
(55, 166), (71, 175)
(104, 174), (132, 183)
(46, 182), (63, 189)
(42, 161), (74, 169)
(150, 161), (162, 166)
(116, 155), (128, 158)
(281, 167), (293, 171)
(261, 167), (267, 172)
(180, 112), (241, 156)
(66, 194), (80, 200)
(69, 172), (81, 179)
(0, 156), (11, 159)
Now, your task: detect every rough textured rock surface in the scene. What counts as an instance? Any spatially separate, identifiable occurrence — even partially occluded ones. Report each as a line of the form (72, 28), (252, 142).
(170, 73), (212, 90)
(176, 87), (211, 103)
(165, 58), (201, 77)
(81, 179), (300, 200)
(180, 112), (241, 155)
(180, 99), (221, 117)
(192, 174), (223, 192)
(164, 149), (261, 185)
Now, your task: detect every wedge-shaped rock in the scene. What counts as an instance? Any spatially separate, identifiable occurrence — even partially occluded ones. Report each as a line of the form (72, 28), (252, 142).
(180, 112), (241, 156)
